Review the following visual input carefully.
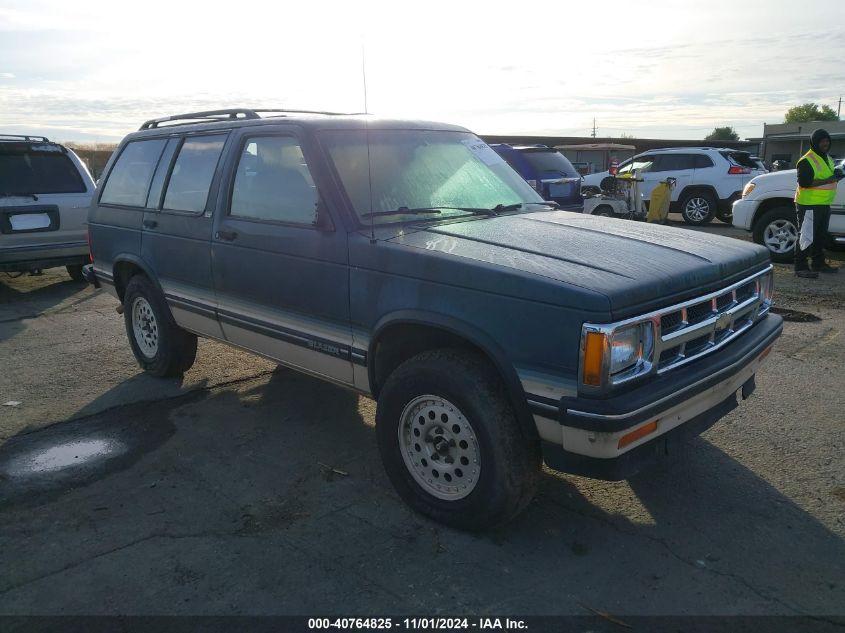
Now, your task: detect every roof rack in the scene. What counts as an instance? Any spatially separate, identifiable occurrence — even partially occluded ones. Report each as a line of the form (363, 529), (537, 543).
(0, 134), (51, 143)
(139, 107), (360, 130)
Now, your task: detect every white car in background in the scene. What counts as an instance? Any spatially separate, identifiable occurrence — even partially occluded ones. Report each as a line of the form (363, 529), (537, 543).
(582, 147), (766, 225)
(732, 168), (845, 263)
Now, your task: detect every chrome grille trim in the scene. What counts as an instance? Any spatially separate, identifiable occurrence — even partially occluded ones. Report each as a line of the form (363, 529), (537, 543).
(654, 267), (772, 374)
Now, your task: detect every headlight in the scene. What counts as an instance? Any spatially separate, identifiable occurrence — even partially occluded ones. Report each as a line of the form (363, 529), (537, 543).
(742, 182), (756, 198)
(581, 321), (655, 391)
(759, 271), (774, 306)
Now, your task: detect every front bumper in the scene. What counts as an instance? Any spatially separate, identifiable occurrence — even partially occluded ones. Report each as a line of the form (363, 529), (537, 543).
(536, 313), (783, 480)
(731, 198), (757, 231)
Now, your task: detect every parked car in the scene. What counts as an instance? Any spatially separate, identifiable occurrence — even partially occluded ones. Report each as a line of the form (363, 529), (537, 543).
(489, 144), (583, 210)
(86, 109), (782, 530)
(0, 135), (95, 279)
(582, 147), (766, 225)
(732, 169), (845, 263)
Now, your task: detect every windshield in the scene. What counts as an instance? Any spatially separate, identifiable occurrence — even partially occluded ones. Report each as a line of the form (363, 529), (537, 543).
(520, 150), (580, 178)
(618, 157), (654, 175)
(321, 130), (545, 225)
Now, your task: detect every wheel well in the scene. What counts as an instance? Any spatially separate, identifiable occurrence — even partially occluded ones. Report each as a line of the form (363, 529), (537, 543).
(113, 261), (146, 302)
(751, 198), (793, 230)
(678, 185), (718, 202)
(372, 324), (485, 396)
(370, 322), (536, 439)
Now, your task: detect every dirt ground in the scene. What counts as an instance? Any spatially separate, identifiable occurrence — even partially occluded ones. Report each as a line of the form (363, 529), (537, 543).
(0, 222), (843, 622)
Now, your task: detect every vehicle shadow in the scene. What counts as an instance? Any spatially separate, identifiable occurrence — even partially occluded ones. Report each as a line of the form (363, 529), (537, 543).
(0, 271), (93, 343)
(0, 367), (843, 618)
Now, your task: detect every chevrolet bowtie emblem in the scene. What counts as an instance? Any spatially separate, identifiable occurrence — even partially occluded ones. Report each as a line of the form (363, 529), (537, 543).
(716, 312), (732, 330)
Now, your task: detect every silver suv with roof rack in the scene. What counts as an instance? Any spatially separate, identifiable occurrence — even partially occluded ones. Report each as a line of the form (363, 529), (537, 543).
(1, 135), (95, 280)
(84, 108), (782, 530)
(582, 146), (767, 225)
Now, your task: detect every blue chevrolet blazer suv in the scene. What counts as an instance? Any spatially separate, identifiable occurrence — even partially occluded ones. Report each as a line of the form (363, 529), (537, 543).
(84, 109), (783, 530)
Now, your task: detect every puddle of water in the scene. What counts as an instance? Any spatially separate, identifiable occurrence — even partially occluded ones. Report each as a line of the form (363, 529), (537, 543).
(3, 439), (124, 477)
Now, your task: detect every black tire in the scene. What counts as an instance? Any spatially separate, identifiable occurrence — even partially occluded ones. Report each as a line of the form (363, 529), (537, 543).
(752, 206), (797, 264)
(122, 274), (197, 377)
(680, 191), (717, 225)
(593, 205), (613, 217)
(66, 264), (85, 282)
(375, 349), (540, 531)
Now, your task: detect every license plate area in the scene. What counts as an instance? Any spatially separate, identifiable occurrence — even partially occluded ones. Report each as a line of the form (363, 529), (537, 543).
(0, 206), (60, 234)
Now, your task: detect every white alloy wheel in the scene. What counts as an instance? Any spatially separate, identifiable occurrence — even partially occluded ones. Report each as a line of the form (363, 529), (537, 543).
(131, 296), (159, 358)
(763, 218), (798, 255)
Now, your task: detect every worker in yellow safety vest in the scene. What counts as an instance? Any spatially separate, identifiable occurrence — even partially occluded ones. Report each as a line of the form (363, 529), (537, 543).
(794, 129), (842, 278)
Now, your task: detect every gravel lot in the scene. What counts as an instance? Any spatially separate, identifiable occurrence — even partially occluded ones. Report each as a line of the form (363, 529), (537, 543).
(0, 221), (843, 622)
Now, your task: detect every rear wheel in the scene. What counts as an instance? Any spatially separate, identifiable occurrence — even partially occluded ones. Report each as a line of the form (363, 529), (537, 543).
(376, 349), (540, 531)
(593, 205), (613, 217)
(680, 191), (716, 225)
(66, 264), (85, 281)
(123, 275), (197, 377)
(753, 206), (797, 263)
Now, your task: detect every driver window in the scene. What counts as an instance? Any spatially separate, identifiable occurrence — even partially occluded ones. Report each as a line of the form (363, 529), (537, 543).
(230, 136), (318, 225)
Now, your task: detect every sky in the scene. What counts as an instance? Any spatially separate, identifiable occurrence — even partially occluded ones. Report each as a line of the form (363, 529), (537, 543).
(1, 0), (844, 143)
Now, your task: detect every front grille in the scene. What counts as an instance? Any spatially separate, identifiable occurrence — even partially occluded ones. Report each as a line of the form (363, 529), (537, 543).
(654, 268), (772, 373)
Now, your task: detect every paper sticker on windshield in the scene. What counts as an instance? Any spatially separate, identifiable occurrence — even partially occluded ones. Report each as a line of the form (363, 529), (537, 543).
(461, 139), (505, 166)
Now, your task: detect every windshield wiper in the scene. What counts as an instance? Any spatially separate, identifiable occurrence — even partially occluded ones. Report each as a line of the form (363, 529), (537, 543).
(492, 201), (559, 213)
(361, 205), (500, 219)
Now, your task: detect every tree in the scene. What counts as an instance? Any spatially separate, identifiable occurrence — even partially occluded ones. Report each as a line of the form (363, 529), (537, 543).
(705, 126), (740, 141)
(784, 103), (839, 123)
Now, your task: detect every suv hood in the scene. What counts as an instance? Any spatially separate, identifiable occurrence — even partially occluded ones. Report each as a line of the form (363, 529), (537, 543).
(747, 169), (797, 195)
(387, 211), (769, 318)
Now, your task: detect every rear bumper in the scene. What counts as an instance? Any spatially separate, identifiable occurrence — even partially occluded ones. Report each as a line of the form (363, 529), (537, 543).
(536, 313), (783, 480)
(0, 241), (88, 272)
(82, 263), (100, 288)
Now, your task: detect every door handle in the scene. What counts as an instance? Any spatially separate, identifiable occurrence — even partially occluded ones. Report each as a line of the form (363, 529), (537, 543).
(215, 229), (237, 241)
(143, 219), (158, 229)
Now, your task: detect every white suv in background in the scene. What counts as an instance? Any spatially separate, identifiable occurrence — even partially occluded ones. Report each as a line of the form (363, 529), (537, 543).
(582, 147), (766, 225)
(732, 168), (845, 263)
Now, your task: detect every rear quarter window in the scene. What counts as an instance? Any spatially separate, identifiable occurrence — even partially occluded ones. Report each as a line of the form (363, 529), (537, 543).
(162, 135), (227, 213)
(100, 139), (167, 207)
(694, 155), (714, 168)
(0, 148), (86, 195)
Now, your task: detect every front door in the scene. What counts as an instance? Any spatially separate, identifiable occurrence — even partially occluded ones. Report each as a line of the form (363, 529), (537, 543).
(210, 128), (352, 384)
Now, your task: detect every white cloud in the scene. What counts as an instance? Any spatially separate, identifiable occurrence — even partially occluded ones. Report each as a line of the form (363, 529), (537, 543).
(0, 0), (843, 141)
(0, 72), (14, 79)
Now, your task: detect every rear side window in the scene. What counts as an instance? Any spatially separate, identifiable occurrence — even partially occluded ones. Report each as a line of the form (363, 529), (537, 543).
(163, 135), (226, 213)
(100, 139), (167, 207)
(694, 155), (714, 168)
(724, 151), (757, 169)
(0, 147), (86, 195)
(652, 154), (696, 171)
(229, 136), (317, 225)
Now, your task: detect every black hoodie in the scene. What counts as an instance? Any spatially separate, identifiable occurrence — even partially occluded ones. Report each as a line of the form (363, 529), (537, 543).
(797, 128), (832, 188)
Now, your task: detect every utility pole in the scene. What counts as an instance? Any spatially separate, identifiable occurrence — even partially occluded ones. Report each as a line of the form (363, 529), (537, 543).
(838, 96), (842, 119)
(591, 118), (597, 138)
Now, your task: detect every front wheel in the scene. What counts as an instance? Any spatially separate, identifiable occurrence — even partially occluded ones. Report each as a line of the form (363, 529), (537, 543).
(680, 191), (716, 225)
(123, 275), (197, 377)
(753, 206), (797, 263)
(376, 349), (540, 531)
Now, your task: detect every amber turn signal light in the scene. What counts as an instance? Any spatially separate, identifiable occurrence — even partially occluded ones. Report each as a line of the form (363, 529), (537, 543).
(582, 331), (607, 386)
(618, 420), (658, 449)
